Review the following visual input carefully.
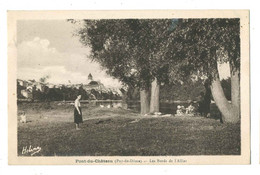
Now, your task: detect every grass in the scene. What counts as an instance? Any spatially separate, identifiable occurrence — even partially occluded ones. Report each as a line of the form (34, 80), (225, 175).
(17, 102), (240, 156)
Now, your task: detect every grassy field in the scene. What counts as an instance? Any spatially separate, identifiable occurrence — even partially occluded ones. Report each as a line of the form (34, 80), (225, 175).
(17, 102), (240, 156)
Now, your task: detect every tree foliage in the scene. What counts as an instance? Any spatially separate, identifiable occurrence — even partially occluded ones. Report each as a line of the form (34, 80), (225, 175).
(166, 18), (240, 82)
(72, 19), (177, 89)
(70, 18), (241, 122)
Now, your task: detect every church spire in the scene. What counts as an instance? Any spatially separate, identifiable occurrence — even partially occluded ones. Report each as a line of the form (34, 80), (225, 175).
(88, 73), (93, 81)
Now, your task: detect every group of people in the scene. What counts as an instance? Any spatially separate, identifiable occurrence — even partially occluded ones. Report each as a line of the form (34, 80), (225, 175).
(75, 82), (212, 129)
(176, 102), (196, 116)
(74, 90), (212, 130)
(18, 92), (211, 130)
(175, 90), (211, 117)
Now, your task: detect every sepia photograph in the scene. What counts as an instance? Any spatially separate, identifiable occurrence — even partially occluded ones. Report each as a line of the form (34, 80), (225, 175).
(8, 10), (250, 165)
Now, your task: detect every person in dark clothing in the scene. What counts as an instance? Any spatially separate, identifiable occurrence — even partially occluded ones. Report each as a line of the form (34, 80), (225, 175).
(198, 79), (211, 118)
(203, 80), (211, 118)
(198, 92), (205, 116)
(74, 94), (83, 130)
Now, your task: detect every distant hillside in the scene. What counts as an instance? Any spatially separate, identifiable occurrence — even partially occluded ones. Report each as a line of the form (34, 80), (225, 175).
(17, 78), (122, 101)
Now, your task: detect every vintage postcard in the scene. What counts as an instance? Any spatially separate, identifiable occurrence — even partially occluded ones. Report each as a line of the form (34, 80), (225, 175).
(8, 10), (250, 165)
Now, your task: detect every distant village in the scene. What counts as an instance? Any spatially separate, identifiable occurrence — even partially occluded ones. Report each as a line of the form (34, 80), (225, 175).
(17, 73), (123, 101)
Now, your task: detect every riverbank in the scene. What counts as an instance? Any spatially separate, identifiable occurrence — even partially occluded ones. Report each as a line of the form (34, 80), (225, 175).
(17, 102), (240, 156)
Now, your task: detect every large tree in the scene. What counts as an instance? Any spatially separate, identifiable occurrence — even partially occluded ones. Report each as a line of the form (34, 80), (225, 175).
(71, 19), (174, 114)
(167, 19), (240, 123)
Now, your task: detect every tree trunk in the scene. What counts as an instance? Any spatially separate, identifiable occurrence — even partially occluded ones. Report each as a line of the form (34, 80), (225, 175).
(210, 76), (240, 123)
(231, 68), (240, 115)
(140, 89), (150, 115)
(121, 90), (128, 110)
(150, 78), (160, 113)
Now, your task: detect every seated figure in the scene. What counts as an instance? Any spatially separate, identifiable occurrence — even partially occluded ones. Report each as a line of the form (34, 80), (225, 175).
(186, 102), (195, 116)
(176, 105), (186, 116)
(20, 111), (27, 123)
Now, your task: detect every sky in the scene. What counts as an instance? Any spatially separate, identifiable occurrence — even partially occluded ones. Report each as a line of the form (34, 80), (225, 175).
(17, 20), (122, 88)
(17, 20), (230, 88)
